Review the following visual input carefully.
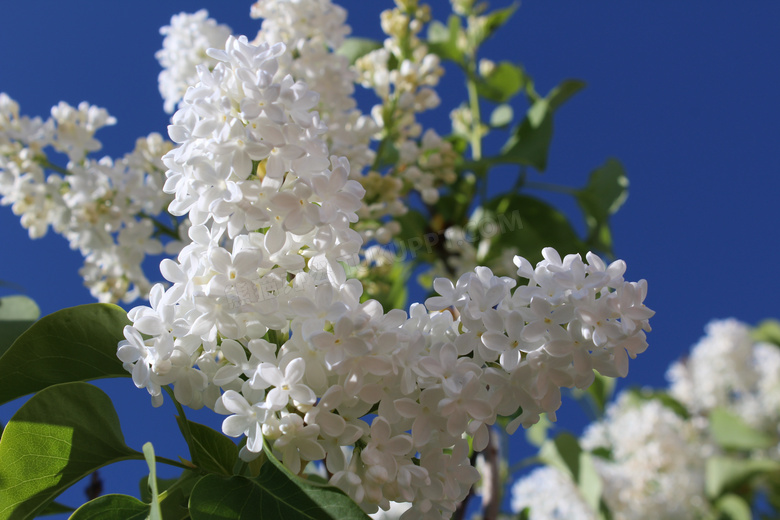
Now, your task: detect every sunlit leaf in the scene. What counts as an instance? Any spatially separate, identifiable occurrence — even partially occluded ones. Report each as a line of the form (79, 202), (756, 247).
(477, 62), (525, 103)
(0, 295), (39, 357)
(709, 407), (774, 451)
(0, 382), (140, 520)
(335, 38), (382, 65)
(706, 456), (780, 498)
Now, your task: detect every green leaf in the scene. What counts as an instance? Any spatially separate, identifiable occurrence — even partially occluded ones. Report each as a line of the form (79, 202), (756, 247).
(468, 4), (519, 47)
(393, 209), (438, 264)
(489, 104), (514, 128)
(176, 417), (238, 476)
(525, 414), (551, 448)
(0, 382), (141, 520)
(0, 303), (130, 406)
(753, 319), (780, 348)
(709, 407), (774, 451)
(500, 80), (585, 171)
(586, 373), (616, 416)
(143, 443), (163, 520)
(627, 388), (690, 419)
(539, 433), (603, 511)
(474, 194), (586, 265)
(189, 444), (369, 520)
(68, 495), (149, 520)
(0, 295), (39, 357)
(139, 470), (200, 520)
(37, 502), (74, 516)
(481, 4), (519, 40)
(426, 15), (463, 64)
(577, 159), (629, 255)
(335, 38), (382, 65)
(706, 456), (780, 498)
(477, 62), (525, 103)
(715, 494), (753, 520)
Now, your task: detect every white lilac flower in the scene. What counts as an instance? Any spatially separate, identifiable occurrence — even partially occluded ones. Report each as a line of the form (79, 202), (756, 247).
(116, 32), (653, 517)
(156, 10), (232, 114)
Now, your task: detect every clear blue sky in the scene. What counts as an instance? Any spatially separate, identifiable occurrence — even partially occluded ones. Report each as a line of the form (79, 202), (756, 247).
(1, 0), (779, 514)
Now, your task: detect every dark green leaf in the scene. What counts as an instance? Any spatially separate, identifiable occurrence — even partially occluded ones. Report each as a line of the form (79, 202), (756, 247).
(0, 382), (140, 520)
(189, 473), (369, 520)
(500, 99), (553, 171)
(753, 319), (780, 348)
(587, 373), (616, 416)
(68, 495), (148, 520)
(335, 38), (382, 65)
(547, 80), (587, 112)
(176, 417), (238, 476)
(0, 295), (39, 357)
(0, 303), (130, 406)
(482, 4), (519, 40)
(539, 433), (602, 511)
(37, 502), (74, 516)
(577, 159), (629, 255)
(627, 388), (690, 419)
(474, 194), (586, 265)
(706, 456), (780, 498)
(393, 209), (438, 264)
(709, 407), (774, 451)
(489, 104), (514, 128)
(190, 441), (368, 519)
(139, 470), (200, 520)
(477, 62), (525, 103)
(500, 80), (585, 171)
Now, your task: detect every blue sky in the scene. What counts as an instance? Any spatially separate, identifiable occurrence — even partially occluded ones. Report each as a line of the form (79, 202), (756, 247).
(1, 0), (779, 514)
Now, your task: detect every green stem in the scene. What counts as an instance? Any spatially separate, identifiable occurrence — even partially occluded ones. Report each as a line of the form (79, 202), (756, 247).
(164, 385), (196, 460)
(35, 155), (72, 176)
(467, 74), (482, 161)
(154, 455), (193, 471)
(140, 212), (180, 239)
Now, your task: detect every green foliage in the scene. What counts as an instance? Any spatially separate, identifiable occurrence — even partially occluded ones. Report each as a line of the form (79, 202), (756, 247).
(714, 494), (753, 520)
(709, 408), (774, 451)
(176, 417), (239, 476)
(474, 194), (586, 265)
(489, 104), (514, 128)
(68, 495), (149, 520)
(426, 15), (464, 65)
(576, 159), (629, 256)
(477, 62), (526, 103)
(335, 38), (382, 65)
(539, 433), (603, 513)
(706, 456), (780, 499)
(143, 442), (163, 520)
(189, 444), (370, 520)
(500, 80), (586, 171)
(752, 319), (780, 347)
(0, 382), (140, 520)
(0, 295), (39, 357)
(0, 303), (130, 406)
(139, 471), (201, 520)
